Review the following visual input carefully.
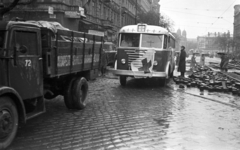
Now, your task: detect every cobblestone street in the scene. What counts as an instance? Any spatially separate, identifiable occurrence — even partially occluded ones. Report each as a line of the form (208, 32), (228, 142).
(6, 75), (240, 150)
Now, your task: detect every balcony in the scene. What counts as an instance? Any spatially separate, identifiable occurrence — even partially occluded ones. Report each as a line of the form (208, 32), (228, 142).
(101, 19), (114, 29)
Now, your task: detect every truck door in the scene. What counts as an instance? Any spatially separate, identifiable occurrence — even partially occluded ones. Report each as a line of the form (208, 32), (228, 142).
(8, 28), (43, 100)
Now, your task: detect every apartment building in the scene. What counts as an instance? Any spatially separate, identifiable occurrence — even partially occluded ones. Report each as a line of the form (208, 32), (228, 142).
(2, 0), (160, 42)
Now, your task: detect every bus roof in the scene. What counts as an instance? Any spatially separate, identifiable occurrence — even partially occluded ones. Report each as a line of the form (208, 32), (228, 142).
(119, 24), (169, 35)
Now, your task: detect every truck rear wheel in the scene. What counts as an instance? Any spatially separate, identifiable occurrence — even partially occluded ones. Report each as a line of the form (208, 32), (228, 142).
(0, 96), (18, 149)
(120, 76), (127, 86)
(72, 77), (88, 109)
(64, 78), (76, 109)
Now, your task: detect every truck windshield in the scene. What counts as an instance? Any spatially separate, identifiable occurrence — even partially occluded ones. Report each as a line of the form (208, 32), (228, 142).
(141, 34), (163, 49)
(120, 33), (140, 47)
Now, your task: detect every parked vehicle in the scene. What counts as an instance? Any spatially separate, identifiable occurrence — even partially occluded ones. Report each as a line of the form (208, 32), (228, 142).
(0, 20), (103, 149)
(110, 23), (176, 86)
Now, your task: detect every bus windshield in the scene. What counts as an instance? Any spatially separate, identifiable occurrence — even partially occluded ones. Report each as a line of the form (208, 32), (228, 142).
(120, 33), (140, 47)
(141, 34), (163, 49)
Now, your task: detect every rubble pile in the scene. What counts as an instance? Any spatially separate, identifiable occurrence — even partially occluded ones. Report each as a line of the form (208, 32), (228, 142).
(173, 66), (240, 96)
(230, 59), (240, 65)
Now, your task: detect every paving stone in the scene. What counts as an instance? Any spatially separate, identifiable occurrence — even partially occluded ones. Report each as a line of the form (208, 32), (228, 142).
(6, 77), (240, 150)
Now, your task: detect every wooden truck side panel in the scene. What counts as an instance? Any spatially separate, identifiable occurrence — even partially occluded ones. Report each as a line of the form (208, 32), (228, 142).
(41, 29), (103, 78)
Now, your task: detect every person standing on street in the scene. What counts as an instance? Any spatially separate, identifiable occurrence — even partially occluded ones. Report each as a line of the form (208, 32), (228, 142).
(178, 46), (186, 77)
(200, 53), (205, 67)
(221, 53), (229, 72)
(190, 53), (196, 71)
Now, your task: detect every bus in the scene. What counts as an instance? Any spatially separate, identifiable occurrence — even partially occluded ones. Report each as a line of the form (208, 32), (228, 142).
(111, 23), (176, 86)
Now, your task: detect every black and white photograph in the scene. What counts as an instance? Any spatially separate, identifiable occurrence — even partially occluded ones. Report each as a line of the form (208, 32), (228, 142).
(0, 0), (240, 150)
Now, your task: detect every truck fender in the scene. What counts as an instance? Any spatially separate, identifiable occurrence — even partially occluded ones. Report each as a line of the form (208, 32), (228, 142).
(0, 86), (26, 123)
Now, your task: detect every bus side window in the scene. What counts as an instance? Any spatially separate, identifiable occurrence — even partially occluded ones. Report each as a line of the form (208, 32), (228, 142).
(163, 35), (167, 49)
(170, 37), (175, 48)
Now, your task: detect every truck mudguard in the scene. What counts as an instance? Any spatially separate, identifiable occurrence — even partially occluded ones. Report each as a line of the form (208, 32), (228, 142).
(0, 86), (26, 123)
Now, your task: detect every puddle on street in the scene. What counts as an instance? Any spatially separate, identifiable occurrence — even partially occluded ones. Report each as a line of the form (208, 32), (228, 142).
(170, 81), (240, 108)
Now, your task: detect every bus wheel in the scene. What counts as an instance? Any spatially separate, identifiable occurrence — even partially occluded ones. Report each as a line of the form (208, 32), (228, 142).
(64, 78), (76, 109)
(159, 78), (166, 87)
(169, 68), (174, 78)
(72, 77), (88, 110)
(0, 96), (18, 149)
(120, 76), (127, 86)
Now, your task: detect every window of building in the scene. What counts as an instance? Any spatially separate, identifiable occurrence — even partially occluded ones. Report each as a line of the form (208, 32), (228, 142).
(92, 1), (95, 16)
(104, 7), (106, 19)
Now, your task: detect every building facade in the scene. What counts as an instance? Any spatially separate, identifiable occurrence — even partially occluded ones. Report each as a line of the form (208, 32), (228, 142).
(2, 0), (160, 43)
(234, 5), (240, 39)
(197, 32), (232, 53)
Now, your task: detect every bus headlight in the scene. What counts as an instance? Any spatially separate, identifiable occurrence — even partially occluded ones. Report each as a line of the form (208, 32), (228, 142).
(121, 59), (126, 64)
(153, 60), (158, 66)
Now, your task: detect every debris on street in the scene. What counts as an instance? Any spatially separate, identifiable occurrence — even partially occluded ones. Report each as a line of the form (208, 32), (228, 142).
(173, 65), (240, 96)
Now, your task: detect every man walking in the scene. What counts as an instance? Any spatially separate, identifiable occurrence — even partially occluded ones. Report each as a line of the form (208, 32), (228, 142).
(178, 46), (186, 77)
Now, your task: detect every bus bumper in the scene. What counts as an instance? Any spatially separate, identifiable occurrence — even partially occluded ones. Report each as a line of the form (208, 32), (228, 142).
(108, 68), (167, 78)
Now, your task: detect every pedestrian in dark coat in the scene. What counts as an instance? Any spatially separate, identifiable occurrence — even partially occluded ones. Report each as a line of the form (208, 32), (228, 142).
(220, 53), (229, 72)
(178, 46), (186, 77)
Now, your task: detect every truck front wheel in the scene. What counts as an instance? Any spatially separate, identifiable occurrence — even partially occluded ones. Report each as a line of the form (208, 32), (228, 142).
(72, 77), (88, 109)
(0, 96), (18, 149)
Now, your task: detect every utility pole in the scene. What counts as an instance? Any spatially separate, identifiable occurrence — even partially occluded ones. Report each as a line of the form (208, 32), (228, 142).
(135, 0), (137, 24)
(120, 0), (122, 28)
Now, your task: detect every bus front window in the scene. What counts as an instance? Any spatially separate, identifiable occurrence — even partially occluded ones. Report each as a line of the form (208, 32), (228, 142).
(120, 33), (140, 47)
(141, 34), (163, 49)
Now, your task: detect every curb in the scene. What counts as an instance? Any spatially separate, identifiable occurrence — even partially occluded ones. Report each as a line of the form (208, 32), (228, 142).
(184, 91), (240, 109)
(169, 84), (240, 110)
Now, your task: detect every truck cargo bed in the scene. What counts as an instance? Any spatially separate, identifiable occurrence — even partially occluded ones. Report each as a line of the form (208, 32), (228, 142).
(41, 29), (103, 78)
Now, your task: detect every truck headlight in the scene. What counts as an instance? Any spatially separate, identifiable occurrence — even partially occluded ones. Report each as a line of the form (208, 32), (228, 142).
(121, 59), (126, 64)
(153, 60), (158, 66)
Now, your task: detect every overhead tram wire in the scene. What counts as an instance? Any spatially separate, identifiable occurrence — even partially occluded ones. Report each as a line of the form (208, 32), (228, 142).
(162, 7), (231, 12)
(222, 18), (234, 24)
(161, 9), (226, 18)
(174, 20), (222, 24)
(176, 24), (230, 30)
(205, 0), (237, 33)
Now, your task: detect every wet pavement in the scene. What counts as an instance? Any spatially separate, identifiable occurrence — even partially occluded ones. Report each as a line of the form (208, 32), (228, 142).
(6, 72), (240, 150)
(180, 56), (240, 108)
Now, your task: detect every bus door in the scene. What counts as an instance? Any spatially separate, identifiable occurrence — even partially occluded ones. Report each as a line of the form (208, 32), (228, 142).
(168, 35), (175, 70)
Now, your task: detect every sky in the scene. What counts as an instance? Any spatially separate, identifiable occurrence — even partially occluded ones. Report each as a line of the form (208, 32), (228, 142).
(159, 0), (240, 39)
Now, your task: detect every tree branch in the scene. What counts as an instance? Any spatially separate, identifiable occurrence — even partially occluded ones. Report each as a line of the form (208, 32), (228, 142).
(0, 0), (37, 16)
(17, 0), (37, 5)
(0, 0), (20, 15)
